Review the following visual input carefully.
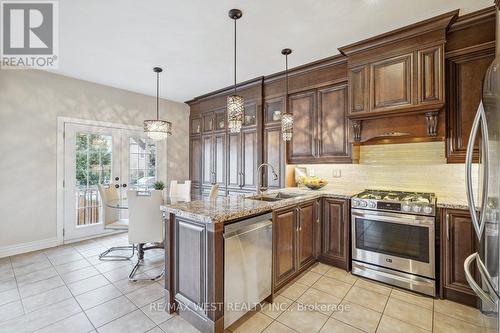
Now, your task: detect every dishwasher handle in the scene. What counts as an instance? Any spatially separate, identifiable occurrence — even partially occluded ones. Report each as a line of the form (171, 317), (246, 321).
(224, 213), (273, 239)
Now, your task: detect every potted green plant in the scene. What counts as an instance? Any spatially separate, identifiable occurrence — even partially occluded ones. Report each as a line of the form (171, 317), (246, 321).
(153, 180), (165, 190)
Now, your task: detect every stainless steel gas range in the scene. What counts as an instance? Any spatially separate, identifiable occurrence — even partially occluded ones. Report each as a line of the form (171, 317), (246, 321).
(351, 189), (437, 296)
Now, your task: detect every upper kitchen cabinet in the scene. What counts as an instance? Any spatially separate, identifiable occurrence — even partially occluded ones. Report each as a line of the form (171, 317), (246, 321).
(263, 97), (285, 189)
(445, 7), (496, 163)
(287, 82), (351, 164)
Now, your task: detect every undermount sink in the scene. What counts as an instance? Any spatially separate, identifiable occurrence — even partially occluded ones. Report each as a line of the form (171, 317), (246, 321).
(246, 192), (302, 202)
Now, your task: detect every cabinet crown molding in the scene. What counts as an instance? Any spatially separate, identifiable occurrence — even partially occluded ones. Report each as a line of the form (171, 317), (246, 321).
(338, 9), (459, 57)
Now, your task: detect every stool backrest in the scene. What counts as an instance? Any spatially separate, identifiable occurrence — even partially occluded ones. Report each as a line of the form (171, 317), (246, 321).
(169, 180), (191, 202)
(127, 190), (164, 244)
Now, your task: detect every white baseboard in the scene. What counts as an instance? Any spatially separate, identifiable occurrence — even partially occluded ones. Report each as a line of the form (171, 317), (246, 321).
(0, 237), (61, 258)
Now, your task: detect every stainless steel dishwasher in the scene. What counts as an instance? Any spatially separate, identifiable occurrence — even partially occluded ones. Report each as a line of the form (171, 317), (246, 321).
(223, 213), (273, 328)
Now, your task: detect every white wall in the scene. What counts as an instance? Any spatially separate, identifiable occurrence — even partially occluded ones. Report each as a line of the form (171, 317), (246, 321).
(0, 70), (189, 254)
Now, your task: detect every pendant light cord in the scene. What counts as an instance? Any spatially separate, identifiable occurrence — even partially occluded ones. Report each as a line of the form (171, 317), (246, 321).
(285, 54), (288, 98)
(156, 71), (160, 120)
(234, 18), (237, 95)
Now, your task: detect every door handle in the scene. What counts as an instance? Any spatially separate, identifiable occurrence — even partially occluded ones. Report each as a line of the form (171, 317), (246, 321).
(122, 184), (127, 188)
(465, 101), (489, 240)
(464, 252), (497, 307)
(114, 184), (119, 189)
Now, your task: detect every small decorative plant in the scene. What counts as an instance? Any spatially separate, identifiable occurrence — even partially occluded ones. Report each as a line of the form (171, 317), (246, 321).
(153, 180), (165, 190)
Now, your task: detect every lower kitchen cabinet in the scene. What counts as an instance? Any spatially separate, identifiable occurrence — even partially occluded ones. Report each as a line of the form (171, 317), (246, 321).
(320, 198), (350, 270)
(297, 201), (318, 269)
(273, 199), (320, 290)
(273, 206), (298, 288)
(440, 208), (479, 307)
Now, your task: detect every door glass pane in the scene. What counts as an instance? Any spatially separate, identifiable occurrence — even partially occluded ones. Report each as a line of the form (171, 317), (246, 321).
(215, 112), (225, 130)
(354, 218), (429, 262)
(191, 118), (201, 134)
(75, 132), (112, 226)
(129, 137), (157, 190)
(266, 100), (283, 123)
(243, 105), (256, 126)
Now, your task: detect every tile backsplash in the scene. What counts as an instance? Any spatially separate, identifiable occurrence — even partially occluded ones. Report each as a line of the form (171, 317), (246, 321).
(287, 142), (478, 199)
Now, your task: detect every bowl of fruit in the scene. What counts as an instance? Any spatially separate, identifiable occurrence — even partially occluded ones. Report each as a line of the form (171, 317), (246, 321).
(303, 176), (328, 190)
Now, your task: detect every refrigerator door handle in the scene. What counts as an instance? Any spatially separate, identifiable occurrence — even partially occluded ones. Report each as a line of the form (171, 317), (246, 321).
(464, 252), (497, 307)
(465, 101), (489, 240)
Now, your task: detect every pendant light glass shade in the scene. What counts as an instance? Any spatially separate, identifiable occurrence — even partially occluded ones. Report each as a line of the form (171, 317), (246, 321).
(144, 67), (172, 141)
(227, 94), (244, 133)
(281, 48), (293, 141)
(282, 113), (294, 141)
(227, 9), (244, 133)
(144, 120), (172, 141)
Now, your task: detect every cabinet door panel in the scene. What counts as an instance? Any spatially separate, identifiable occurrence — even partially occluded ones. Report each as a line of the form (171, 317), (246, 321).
(241, 130), (257, 189)
(274, 207), (297, 287)
(201, 135), (212, 186)
(288, 91), (316, 162)
(418, 46), (442, 103)
(446, 51), (494, 163)
(371, 54), (413, 110)
(214, 133), (225, 186)
(263, 127), (284, 189)
(298, 202), (315, 269)
(441, 209), (478, 306)
(202, 112), (213, 133)
(176, 219), (206, 307)
(349, 66), (368, 113)
(227, 133), (240, 188)
(190, 137), (201, 185)
(317, 84), (349, 160)
(321, 198), (349, 269)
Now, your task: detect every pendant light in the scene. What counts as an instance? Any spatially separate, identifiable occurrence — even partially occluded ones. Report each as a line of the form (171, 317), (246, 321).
(144, 67), (172, 140)
(281, 48), (293, 141)
(227, 9), (244, 133)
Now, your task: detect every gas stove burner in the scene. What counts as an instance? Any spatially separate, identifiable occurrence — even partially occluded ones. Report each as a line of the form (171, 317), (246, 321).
(352, 189), (436, 216)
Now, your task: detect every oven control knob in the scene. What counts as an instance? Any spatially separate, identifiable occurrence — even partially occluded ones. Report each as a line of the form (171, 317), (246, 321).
(368, 201), (376, 208)
(360, 200), (368, 207)
(423, 206), (433, 214)
(402, 203), (411, 212)
(352, 199), (359, 207)
(412, 205), (422, 213)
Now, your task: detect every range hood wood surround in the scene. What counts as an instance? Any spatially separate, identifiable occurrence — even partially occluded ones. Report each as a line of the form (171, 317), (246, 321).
(339, 10), (459, 143)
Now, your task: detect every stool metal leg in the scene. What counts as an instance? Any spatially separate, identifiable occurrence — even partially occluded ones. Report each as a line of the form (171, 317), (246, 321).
(128, 243), (165, 282)
(99, 245), (135, 261)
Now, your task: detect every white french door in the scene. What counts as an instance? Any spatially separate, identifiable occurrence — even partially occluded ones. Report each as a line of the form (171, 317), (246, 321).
(63, 122), (162, 242)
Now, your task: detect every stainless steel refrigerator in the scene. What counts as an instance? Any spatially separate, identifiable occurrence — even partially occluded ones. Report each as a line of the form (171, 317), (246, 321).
(463, 25), (500, 331)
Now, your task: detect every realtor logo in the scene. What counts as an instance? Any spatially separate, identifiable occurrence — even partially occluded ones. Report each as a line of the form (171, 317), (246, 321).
(1, 0), (58, 68)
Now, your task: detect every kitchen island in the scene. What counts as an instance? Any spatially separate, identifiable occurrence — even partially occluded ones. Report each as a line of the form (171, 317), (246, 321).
(161, 187), (356, 333)
(161, 187), (475, 333)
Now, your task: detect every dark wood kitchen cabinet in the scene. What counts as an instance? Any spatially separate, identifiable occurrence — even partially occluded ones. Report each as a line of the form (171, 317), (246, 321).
(273, 200), (319, 290)
(226, 127), (258, 193)
(273, 206), (298, 288)
(297, 201), (317, 269)
(288, 90), (316, 162)
(440, 208), (479, 307)
(445, 7), (496, 163)
(262, 97), (285, 189)
(320, 198), (350, 270)
(287, 83), (351, 164)
(189, 136), (202, 191)
(200, 109), (226, 195)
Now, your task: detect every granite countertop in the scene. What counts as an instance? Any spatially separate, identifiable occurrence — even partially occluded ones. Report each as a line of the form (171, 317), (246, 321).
(161, 187), (361, 224)
(436, 194), (471, 210)
(162, 186), (473, 223)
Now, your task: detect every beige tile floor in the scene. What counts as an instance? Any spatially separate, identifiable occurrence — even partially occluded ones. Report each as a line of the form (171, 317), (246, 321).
(0, 234), (494, 333)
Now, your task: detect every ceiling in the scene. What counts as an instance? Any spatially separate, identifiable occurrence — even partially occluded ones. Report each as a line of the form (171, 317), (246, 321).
(51, 0), (493, 103)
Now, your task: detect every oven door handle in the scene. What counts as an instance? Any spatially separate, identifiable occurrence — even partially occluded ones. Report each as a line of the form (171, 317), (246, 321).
(464, 252), (498, 307)
(351, 210), (434, 226)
